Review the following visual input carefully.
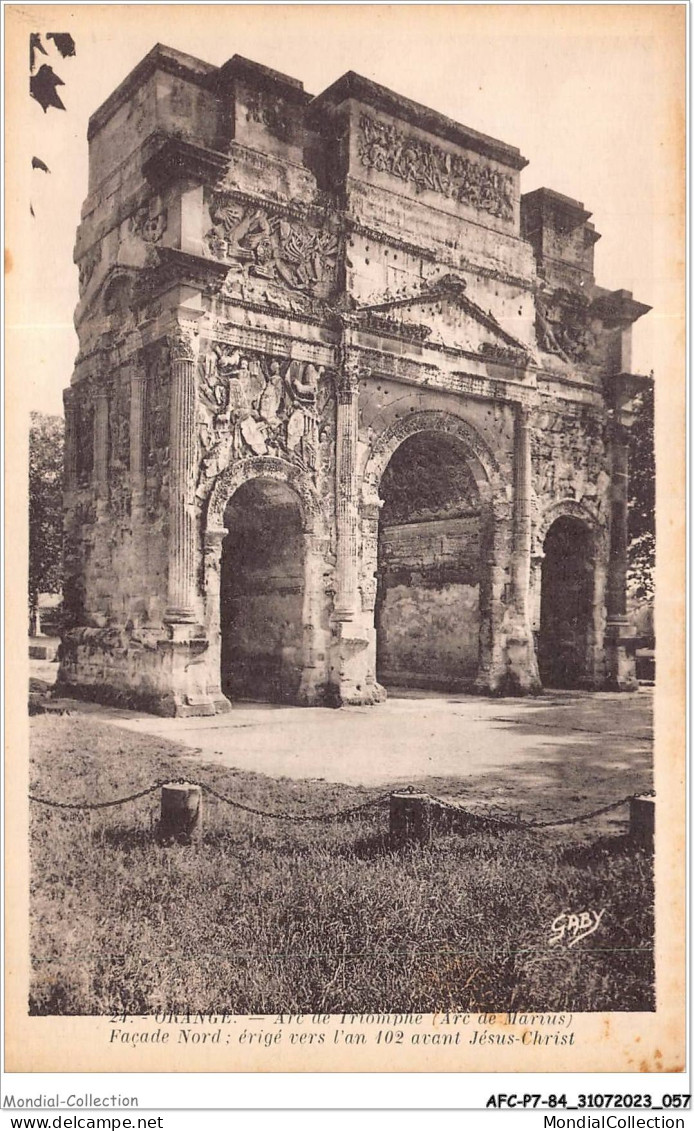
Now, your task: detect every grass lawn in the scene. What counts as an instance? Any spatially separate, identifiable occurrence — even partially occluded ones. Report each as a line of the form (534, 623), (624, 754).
(29, 715), (654, 1016)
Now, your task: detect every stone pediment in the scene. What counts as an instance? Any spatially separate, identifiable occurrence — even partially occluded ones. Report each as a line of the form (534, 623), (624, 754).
(354, 275), (531, 363)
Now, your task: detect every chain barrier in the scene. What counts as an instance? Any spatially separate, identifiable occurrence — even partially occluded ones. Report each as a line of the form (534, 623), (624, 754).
(28, 778), (391, 823)
(27, 780), (170, 811)
(28, 778), (653, 830)
(198, 782), (392, 822)
(424, 789), (656, 831)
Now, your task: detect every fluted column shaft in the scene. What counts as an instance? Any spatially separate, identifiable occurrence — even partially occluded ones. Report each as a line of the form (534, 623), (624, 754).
(334, 365), (360, 619)
(512, 402), (532, 620)
(63, 388), (78, 490)
(129, 361), (146, 506)
(93, 388), (110, 500)
(165, 327), (198, 623)
(607, 420), (629, 621)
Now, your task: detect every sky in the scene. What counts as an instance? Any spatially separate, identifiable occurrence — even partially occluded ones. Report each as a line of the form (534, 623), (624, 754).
(5, 3), (685, 416)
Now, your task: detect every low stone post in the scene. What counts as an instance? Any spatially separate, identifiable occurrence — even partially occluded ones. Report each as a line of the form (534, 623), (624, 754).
(390, 791), (433, 847)
(629, 794), (655, 848)
(159, 782), (203, 844)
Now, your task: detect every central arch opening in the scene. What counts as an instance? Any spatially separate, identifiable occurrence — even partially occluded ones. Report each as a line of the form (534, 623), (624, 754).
(538, 516), (594, 688)
(220, 478), (304, 703)
(375, 431), (483, 691)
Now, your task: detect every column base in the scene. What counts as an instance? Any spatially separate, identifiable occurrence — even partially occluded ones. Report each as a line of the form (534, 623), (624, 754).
(164, 607), (198, 625)
(604, 620), (639, 691)
(476, 628), (542, 696)
(51, 679), (220, 717)
(56, 624), (224, 717)
(501, 631), (543, 695)
(328, 618), (385, 707)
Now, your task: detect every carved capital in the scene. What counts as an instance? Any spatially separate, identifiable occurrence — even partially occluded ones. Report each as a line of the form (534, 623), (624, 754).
(361, 499), (384, 523)
(169, 324), (197, 363)
(606, 409), (630, 447)
(337, 359), (368, 403)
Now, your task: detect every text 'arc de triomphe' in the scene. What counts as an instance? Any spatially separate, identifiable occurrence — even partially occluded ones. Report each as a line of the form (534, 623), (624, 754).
(59, 46), (652, 716)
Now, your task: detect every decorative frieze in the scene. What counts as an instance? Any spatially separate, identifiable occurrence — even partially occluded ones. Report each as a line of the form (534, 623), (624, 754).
(357, 113), (514, 221)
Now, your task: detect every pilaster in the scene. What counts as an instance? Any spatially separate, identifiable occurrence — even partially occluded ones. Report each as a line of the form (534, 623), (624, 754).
(505, 403), (541, 692)
(604, 415), (637, 690)
(334, 359), (361, 620)
(63, 387), (78, 491)
(128, 357), (147, 513)
(93, 384), (110, 505)
(164, 324), (199, 625)
(329, 349), (384, 705)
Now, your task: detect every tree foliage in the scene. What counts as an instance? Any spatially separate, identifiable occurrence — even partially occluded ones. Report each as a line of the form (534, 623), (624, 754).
(29, 413), (64, 625)
(627, 384), (655, 601)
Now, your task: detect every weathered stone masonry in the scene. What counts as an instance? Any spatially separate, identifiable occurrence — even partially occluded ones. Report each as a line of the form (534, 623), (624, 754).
(59, 46), (652, 714)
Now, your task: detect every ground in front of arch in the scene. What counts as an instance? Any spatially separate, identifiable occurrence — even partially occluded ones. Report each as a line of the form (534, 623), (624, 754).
(28, 675), (653, 1017)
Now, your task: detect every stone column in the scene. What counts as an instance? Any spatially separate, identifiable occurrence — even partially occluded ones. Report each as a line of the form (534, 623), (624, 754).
(63, 388), (78, 490)
(129, 359), (146, 510)
(298, 530), (330, 705)
(502, 403), (540, 693)
(93, 386), (110, 501)
(334, 362), (360, 620)
(512, 403), (532, 618)
(605, 417), (637, 689)
(165, 325), (198, 624)
(202, 527), (230, 712)
(328, 355), (384, 706)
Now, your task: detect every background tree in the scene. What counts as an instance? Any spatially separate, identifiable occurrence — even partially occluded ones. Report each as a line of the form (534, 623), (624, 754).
(29, 412), (64, 635)
(627, 383), (655, 603)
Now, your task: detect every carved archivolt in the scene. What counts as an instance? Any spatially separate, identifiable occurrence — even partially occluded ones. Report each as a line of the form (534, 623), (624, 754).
(206, 456), (323, 534)
(362, 409), (502, 507)
(535, 498), (603, 554)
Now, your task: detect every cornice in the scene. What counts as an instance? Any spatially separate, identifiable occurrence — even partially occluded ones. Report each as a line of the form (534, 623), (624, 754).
(307, 71), (528, 171)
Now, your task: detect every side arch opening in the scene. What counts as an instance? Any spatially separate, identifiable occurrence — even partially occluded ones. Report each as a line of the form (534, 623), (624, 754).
(538, 515), (595, 688)
(220, 477), (305, 703)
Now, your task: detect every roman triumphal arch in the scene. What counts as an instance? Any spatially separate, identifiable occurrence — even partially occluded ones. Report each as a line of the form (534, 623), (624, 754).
(59, 47), (651, 713)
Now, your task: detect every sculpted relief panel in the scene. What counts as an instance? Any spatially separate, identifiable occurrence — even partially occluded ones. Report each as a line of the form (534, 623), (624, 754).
(357, 113), (514, 222)
(531, 405), (609, 523)
(245, 89), (291, 141)
(196, 344), (335, 500)
(204, 195), (340, 309)
(535, 287), (595, 364)
(144, 345), (171, 521)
